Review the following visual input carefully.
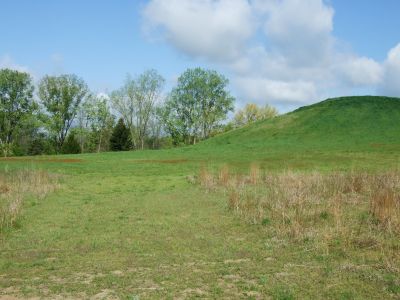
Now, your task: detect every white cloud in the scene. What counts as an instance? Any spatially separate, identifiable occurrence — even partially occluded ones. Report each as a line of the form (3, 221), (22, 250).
(0, 55), (30, 73)
(261, 0), (334, 67)
(235, 77), (317, 104)
(337, 56), (383, 86)
(143, 0), (397, 106)
(380, 43), (400, 96)
(143, 0), (255, 62)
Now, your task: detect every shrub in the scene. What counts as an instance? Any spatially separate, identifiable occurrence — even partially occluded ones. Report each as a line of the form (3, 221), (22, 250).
(61, 134), (81, 154)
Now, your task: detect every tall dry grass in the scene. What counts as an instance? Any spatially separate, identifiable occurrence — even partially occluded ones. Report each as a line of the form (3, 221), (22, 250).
(195, 166), (400, 241)
(0, 169), (59, 230)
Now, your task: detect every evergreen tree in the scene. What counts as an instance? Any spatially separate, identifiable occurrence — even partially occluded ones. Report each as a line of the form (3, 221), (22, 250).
(109, 118), (131, 151)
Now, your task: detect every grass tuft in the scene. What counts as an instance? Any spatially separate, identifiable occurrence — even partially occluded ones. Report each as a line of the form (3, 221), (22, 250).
(0, 169), (59, 231)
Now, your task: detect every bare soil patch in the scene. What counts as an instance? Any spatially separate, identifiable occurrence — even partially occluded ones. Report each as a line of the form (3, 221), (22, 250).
(0, 158), (82, 163)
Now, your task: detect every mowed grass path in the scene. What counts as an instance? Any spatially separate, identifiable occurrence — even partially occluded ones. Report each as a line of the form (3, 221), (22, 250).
(0, 153), (284, 299)
(1, 149), (399, 299)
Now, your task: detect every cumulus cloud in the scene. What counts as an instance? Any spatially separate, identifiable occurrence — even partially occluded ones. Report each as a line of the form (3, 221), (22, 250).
(143, 0), (255, 62)
(337, 56), (383, 86)
(260, 0), (334, 67)
(380, 43), (400, 96)
(142, 0), (398, 107)
(235, 77), (317, 104)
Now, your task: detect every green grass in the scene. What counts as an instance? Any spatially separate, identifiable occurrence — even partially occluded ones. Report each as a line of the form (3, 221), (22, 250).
(0, 96), (400, 298)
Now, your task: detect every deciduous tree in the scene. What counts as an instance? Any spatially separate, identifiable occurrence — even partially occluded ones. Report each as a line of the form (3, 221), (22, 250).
(38, 74), (89, 152)
(0, 69), (36, 156)
(111, 70), (164, 149)
(162, 68), (234, 144)
(85, 94), (114, 152)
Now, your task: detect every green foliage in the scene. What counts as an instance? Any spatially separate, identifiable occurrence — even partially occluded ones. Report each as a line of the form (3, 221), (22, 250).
(0, 68), (36, 156)
(28, 138), (46, 156)
(28, 134), (55, 156)
(61, 133), (81, 154)
(162, 68), (234, 145)
(234, 103), (278, 128)
(109, 118), (132, 151)
(111, 70), (164, 149)
(77, 94), (115, 153)
(38, 74), (89, 152)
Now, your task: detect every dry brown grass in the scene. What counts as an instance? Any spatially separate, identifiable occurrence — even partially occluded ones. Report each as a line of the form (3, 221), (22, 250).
(198, 165), (215, 191)
(370, 175), (400, 233)
(249, 163), (261, 185)
(0, 169), (59, 230)
(196, 166), (400, 240)
(218, 164), (230, 187)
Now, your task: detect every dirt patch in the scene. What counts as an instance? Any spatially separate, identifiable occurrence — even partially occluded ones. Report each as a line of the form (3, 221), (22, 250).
(223, 258), (251, 264)
(90, 289), (118, 300)
(129, 159), (189, 164)
(0, 158), (82, 163)
(111, 270), (123, 276)
(178, 288), (207, 299)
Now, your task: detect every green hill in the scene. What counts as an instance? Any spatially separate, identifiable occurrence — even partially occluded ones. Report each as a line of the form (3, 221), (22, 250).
(187, 96), (400, 169)
(208, 96), (400, 150)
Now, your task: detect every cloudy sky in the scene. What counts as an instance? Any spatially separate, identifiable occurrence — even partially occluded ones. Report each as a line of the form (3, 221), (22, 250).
(1, 0), (399, 111)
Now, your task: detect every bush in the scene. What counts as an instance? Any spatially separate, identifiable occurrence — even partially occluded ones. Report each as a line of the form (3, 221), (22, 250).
(28, 138), (46, 156)
(61, 134), (81, 154)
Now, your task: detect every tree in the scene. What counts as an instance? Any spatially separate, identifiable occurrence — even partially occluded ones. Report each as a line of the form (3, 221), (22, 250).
(75, 104), (91, 153)
(84, 94), (114, 152)
(111, 70), (164, 149)
(38, 74), (89, 153)
(160, 94), (194, 145)
(146, 104), (167, 149)
(0, 69), (36, 157)
(133, 70), (165, 149)
(233, 103), (278, 128)
(109, 118), (131, 151)
(162, 68), (234, 145)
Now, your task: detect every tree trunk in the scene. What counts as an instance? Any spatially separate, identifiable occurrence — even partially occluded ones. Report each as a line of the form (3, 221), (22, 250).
(97, 133), (102, 153)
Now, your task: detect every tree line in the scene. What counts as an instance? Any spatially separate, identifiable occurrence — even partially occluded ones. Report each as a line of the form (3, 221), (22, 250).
(0, 67), (278, 157)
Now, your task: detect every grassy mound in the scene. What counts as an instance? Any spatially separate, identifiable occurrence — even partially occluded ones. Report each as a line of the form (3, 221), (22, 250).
(207, 96), (400, 151)
(190, 96), (400, 169)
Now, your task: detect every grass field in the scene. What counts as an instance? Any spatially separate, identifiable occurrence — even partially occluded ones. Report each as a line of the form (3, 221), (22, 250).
(1, 96), (400, 299)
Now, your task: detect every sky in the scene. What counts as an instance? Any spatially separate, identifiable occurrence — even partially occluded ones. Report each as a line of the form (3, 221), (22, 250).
(1, 0), (400, 112)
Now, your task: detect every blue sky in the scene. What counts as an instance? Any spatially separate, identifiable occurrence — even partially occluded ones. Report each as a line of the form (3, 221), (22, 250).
(1, 0), (400, 110)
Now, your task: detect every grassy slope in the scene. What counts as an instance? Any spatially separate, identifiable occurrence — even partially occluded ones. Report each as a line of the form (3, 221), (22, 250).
(0, 96), (399, 299)
(195, 95), (400, 169)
